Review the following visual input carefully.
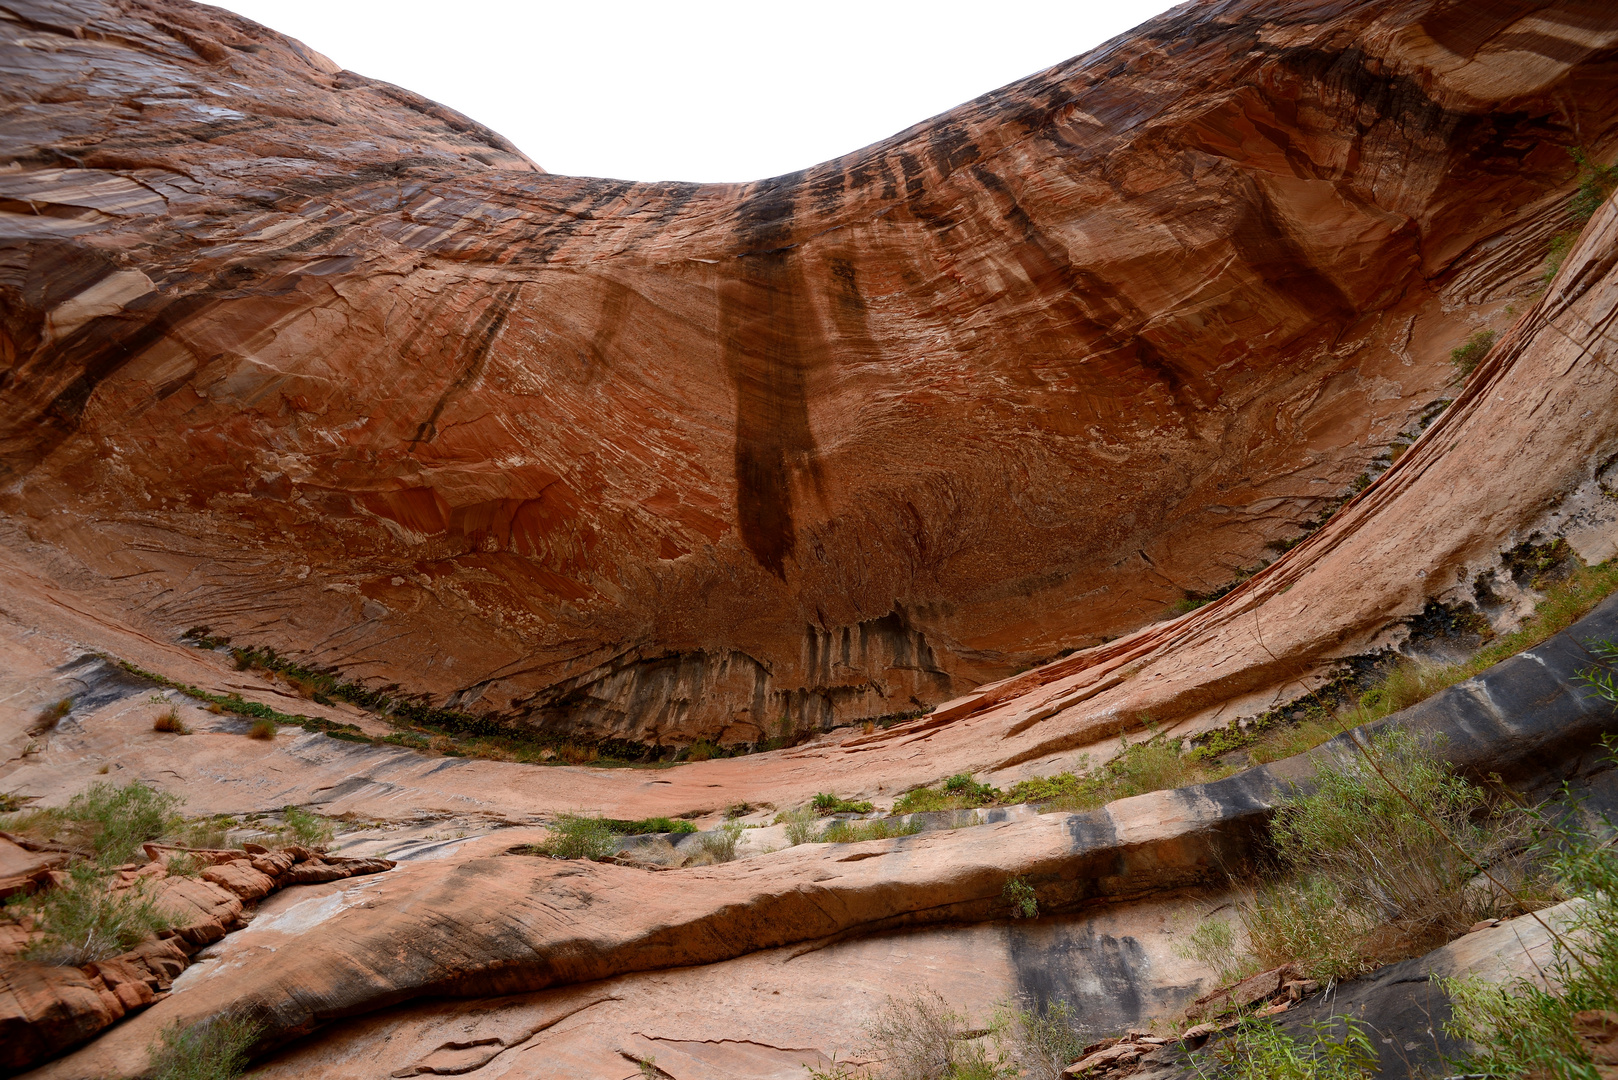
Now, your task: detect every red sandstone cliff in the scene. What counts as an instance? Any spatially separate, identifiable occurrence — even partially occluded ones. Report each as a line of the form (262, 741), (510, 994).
(2, 0), (1617, 746)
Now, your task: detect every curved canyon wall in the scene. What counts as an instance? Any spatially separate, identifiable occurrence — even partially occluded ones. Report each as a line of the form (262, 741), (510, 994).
(3, 0), (1618, 745)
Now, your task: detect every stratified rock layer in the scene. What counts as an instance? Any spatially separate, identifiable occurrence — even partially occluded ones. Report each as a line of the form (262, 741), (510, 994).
(3, 0), (1618, 744)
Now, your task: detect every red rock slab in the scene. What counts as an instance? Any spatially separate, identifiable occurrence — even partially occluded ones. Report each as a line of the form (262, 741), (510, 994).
(23, 794), (1262, 1079)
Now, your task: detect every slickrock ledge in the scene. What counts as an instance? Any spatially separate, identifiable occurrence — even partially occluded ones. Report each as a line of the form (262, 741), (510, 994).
(25, 593), (1618, 1079)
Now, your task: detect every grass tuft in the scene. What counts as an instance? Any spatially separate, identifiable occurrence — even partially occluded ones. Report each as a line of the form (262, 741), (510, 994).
(147, 1014), (261, 1080)
(152, 708), (190, 735)
(246, 718), (277, 741)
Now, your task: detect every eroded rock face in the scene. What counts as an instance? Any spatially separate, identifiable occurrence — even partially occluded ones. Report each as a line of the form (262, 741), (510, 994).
(3, 0), (1617, 745)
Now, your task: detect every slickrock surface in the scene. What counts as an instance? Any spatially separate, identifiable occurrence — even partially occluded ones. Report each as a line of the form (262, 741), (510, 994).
(4, 0), (1617, 743)
(20, 593), (1618, 1079)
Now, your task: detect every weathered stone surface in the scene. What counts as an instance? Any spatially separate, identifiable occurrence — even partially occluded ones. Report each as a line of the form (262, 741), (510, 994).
(3, 0), (1616, 746)
(199, 859), (275, 901)
(0, 962), (119, 1072)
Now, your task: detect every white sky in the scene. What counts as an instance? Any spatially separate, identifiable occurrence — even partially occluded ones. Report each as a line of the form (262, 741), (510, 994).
(210, 1), (1180, 183)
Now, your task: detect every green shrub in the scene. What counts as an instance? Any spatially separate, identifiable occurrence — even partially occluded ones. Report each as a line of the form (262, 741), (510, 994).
(1003, 877), (1038, 919)
(862, 988), (1012, 1080)
(1443, 755), (1618, 1080)
(246, 719), (277, 740)
(1176, 917), (1258, 986)
(698, 821), (744, 862)
(998, 998), (1086, 1080)
(147, 1015), (261, 1080)
(778, 807), (819, 846)
(1208, 1016), (1377, 1080)
(69, 781), (184, 865)
(279, 806), (335, 850)
(685, 739), (722, 762)
(1569, 147), (1618, 221)
(24, 863), (178, 965)
(1449, 329), (1496, 377)
(1240, 729), (1536, 980)
(812, 793), (874, 815)
(538, 814), (616, 860)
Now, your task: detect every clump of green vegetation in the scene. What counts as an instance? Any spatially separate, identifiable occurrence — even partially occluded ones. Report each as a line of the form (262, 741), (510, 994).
(812, 793), (875, 815)
(778, 806), (819, 846)
(603, 816), (698, 836)
(861, 988), (1011, 1080)
(1238, 729), (1542, 982)
(147, 1014), (261, 1080)
(1206, 1016), (1377, 1080)
(1003, 877), (1038, 919)
(696, 821), (744, 862)
(1449, 328), (1497, 377)
(1569, 146), (1618, 222)
(997, 998), (1087, 1080)
(1005, 730), (1209, 813)
(821, 818), (921, 844)
(1176, 916), (1258, 987)
(246, 718), (277, 741)
(23, 863), (178, 965)
(3, 780), (185, 865)
(684, 739), (724, 762)
(1441, 749), (1618, 1080)
(175, 815), (238, 850)
(278, 806), (335, 850)
(893, 773), (1001, 814)
(534, 813), (617, 860)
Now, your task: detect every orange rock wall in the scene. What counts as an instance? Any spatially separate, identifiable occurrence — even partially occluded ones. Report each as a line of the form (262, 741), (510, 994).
(2, 0), (1617, 744)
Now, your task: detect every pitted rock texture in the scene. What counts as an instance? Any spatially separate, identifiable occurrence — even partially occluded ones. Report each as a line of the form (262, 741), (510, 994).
(4, 0), (1618, 745)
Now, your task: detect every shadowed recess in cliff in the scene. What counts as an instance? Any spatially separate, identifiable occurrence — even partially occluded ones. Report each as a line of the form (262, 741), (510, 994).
(720, 183), (876, 579)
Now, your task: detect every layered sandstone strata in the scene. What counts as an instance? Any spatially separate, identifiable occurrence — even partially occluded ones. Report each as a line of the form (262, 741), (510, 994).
(3, 0), (1617, 745)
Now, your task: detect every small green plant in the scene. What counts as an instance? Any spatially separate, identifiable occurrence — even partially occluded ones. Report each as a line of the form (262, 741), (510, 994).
(999, 998), (1087, 1080)
(1003, 877), (1038, 919)
(164, 852), (203, 879)
(279, 806), (335, 850)
(147, 1014), (262, 1080)
(1569, 146), (1618, 221)
(777, 806), (820, 846)
(1442, 751), (1618, 1080)
(1200, 1016), (1377, 1080)
(23, 863), (178, 965)
(539, 813), (616, 860)
(1448, 328), (1496, 377)
(812, 793), (875, 815)
(246, 718), (277, 740)
(1176, 917), (1258, 986)
(862, 988), (1013, 1080)
(698, 820), (744, 862)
